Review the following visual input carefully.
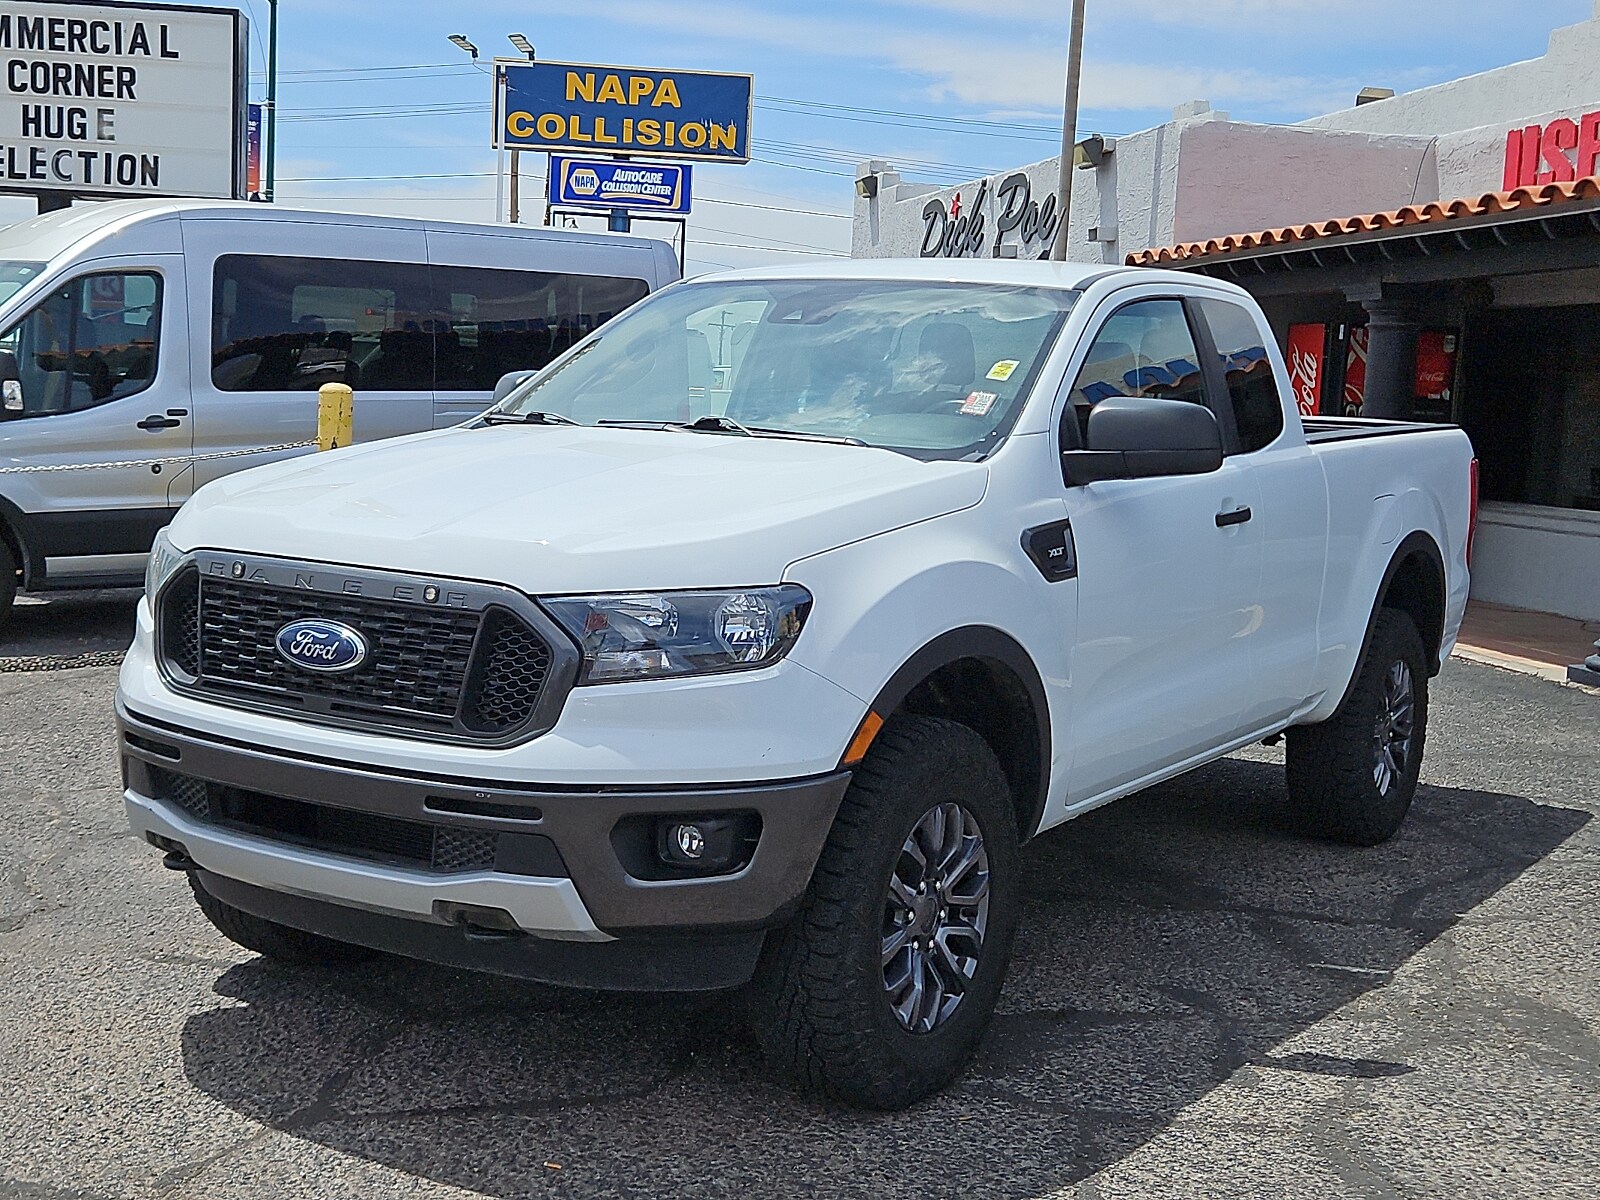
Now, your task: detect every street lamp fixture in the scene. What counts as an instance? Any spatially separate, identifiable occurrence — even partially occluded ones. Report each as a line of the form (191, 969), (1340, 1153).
(508, 33), (535, 59)
(447, 34), (478, 60)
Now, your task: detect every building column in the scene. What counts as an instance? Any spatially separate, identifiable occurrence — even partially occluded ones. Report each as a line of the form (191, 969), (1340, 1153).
(1360, 299), (1420, 421)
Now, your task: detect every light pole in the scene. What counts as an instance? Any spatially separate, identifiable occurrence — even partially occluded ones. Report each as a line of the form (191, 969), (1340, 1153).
(263, 0), (279, 202)
(506, 35), (536, 224)
(1049, 0), (1087, 262)
(448, 35), (503, 221)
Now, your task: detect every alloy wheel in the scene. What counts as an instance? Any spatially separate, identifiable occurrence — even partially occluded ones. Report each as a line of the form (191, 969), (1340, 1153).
(880, 801), (991, 1034)
(1372, 658), (1416, 797)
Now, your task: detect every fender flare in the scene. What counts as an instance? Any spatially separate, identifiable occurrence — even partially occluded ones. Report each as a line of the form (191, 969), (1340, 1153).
(865, 625), (1053, 841)
(1332, 529), (1446, 717)
(0, 493), (39, 588)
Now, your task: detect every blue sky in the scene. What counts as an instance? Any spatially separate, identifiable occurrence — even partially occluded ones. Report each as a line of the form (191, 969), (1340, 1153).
(5, 1), (1595, 271)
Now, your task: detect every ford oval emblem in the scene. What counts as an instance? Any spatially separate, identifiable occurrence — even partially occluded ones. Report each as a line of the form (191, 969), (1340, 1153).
(275, 619), (369, 674)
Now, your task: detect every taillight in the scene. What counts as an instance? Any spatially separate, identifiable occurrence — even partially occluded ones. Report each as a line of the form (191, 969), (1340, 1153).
(1467, 457), (1480, 566)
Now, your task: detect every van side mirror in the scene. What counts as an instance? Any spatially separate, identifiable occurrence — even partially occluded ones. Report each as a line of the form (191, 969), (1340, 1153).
(492, 369), (537, 406)
(1061, 395), (1224, 486)
(0, 349), (22, 415)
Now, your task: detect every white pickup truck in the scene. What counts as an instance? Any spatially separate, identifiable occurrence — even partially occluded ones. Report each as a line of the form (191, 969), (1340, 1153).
(117, 260), (1477, 1109)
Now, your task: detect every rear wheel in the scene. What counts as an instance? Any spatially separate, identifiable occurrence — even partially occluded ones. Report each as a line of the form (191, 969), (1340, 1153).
(747, 714), (1021, 1109)
(1286, 608), (1429, 846)
(188, 874), (376, 966)
(0, 537), (17, 631)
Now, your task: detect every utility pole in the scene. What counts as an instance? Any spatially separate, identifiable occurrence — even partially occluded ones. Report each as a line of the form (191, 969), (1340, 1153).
(1050, 0), (1087, 262)
(264, 0), (279, 201)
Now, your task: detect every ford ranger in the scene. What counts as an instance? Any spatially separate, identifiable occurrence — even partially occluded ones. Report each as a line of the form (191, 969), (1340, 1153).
(116, 261), (1477, 1109)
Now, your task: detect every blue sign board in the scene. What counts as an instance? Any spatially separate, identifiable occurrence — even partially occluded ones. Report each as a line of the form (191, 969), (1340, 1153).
(498, 60), (752, 163)
(549, 157), (692, 215)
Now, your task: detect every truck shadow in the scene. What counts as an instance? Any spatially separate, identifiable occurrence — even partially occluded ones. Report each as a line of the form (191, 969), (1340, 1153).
(176, 755), (1587, 1199)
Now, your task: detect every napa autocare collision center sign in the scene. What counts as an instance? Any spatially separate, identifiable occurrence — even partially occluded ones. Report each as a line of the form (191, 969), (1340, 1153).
(496, 60), (752, 163)
(0, 1), (246, 198)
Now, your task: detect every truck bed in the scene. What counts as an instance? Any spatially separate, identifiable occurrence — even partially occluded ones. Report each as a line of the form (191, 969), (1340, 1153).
(1302, 417), (1458, 445)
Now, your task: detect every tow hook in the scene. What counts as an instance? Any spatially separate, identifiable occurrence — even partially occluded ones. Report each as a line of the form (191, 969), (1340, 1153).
(433, 900), (526, 942)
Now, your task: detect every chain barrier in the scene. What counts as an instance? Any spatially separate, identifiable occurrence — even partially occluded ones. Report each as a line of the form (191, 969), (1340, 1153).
(0, 649), (125, 673)
(0, 440), (316, 475)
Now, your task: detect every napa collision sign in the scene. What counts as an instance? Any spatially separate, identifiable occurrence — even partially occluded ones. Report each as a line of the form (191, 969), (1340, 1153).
(496, 60), (752, 163)
(548, 155), (691, 215)
(0, 1), (246, 199)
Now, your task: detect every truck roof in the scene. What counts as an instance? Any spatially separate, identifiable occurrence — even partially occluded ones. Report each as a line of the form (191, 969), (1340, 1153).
(693, 257), (1195, 292)
(0, 198), (672, 264)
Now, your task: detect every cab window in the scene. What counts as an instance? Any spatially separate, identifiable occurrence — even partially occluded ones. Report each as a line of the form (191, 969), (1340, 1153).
(1197, 298), (1285, 453)
(1064, 298), (1207, 446)
(0, 272), (161, 418)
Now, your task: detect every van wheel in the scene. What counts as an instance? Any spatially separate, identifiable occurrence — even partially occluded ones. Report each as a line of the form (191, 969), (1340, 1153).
(747, 715), (1020, 1110)
(1286, 608), (1429, 846)
(188, 874), (376, 966)
(0, 537), (16, 630)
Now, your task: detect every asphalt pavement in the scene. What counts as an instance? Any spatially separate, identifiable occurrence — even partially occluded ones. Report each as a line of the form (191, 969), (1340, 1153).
(1, 636), (1597, 1199)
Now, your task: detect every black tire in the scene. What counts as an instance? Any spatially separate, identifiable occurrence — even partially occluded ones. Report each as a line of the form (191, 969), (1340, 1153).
(188, 874), (376, 966)
(747, 714), (1021, 1110)
(0, 536), (17, 631)
(1286, 608), (1429, 846)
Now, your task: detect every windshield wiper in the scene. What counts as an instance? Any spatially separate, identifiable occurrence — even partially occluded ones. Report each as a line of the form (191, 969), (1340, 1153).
(481, 410), (580, 427)
(598, 415), (865, 447)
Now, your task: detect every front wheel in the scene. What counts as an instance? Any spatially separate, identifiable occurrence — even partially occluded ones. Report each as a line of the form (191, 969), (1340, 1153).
(188, 874), (376, 966)
(1286, 608), (1430, 846)
(747, 714), (1021, 1109)
(0, 536), (17, 632)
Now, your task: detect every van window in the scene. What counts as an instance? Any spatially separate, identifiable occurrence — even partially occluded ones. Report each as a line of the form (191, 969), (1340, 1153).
(211, 255), (435, 393)
(0, 271), (161, 417)
(429, 265), (648, 392)
(1197, 298), (1285, 453)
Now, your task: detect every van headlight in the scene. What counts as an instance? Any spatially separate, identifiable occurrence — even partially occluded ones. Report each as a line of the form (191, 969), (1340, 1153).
(144, 529), (184, 600)
(544, 586), (812, 684)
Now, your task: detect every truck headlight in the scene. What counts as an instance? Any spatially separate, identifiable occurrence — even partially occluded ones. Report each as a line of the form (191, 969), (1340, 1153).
(544, 586), (812, 684)
(144, 529), (184, 600)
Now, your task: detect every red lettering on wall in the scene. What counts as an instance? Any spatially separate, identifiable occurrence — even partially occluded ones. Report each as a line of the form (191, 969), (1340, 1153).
(1539, 117), (1579, 184)
(1505, 110), (1600, 189)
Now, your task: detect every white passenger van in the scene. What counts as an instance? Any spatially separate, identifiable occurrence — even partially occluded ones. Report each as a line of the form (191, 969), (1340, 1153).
(0, 199), (678, 629)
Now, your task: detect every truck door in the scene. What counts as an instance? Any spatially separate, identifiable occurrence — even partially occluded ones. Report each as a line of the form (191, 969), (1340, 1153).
(0, 260), (190, 584)
(1192, 297), (1328, 728)
(1059, 295), (1265, 804)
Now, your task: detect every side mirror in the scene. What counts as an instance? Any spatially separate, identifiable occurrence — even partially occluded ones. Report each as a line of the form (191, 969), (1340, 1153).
(1062, 395), (1223, 486)
(0, 349), (21, 415)
(492, 369), (538, 406)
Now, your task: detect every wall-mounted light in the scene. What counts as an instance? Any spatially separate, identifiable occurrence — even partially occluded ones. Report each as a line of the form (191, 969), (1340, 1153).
(855, 173), (879, 199)
(1356, 86), (1395, 106)
(447, 34), (479, 60)
(508, 33), (535, 59)
(1073, 133), (1115, 170)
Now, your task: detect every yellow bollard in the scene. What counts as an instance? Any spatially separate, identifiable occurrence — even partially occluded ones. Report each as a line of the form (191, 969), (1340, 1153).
(317, 383), (354, 452)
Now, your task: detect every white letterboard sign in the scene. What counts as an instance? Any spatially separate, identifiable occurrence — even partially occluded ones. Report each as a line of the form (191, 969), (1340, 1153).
(0, 1), (245, 199)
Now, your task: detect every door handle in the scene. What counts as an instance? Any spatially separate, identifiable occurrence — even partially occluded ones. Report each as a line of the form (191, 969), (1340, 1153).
(1215, 506), (1253, 528)
(137, 414), (181, 431)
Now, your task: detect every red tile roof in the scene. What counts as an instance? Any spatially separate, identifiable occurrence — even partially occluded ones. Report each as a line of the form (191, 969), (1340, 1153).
(1127, 178), (1600, 267)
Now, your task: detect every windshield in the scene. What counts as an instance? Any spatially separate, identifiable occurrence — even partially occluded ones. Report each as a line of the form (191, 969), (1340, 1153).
(0, 261), (45, 307)
(496, 279), (1077, 459)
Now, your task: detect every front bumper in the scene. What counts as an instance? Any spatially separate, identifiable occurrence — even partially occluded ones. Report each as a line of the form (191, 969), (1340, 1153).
(120, 705), (850, 989)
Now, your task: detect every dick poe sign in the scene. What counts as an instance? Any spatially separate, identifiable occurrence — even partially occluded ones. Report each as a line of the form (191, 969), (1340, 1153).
(496, 61), (752, 163)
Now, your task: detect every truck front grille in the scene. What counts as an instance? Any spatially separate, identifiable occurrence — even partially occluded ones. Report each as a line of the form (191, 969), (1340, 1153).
(155, 568), (564, 744)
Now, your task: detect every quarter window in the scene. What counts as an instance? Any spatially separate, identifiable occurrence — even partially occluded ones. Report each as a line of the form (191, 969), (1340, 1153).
(0, 271), (161, 417)
(1198, 298), (1285, 453)
(1064, 298), (1207, 445)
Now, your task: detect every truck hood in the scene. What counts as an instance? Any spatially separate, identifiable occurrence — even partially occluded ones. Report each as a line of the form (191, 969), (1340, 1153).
(170, 425), (988, 591)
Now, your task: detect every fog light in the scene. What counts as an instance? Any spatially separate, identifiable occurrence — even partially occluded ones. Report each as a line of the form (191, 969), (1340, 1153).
(654, 814), (756, 874)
